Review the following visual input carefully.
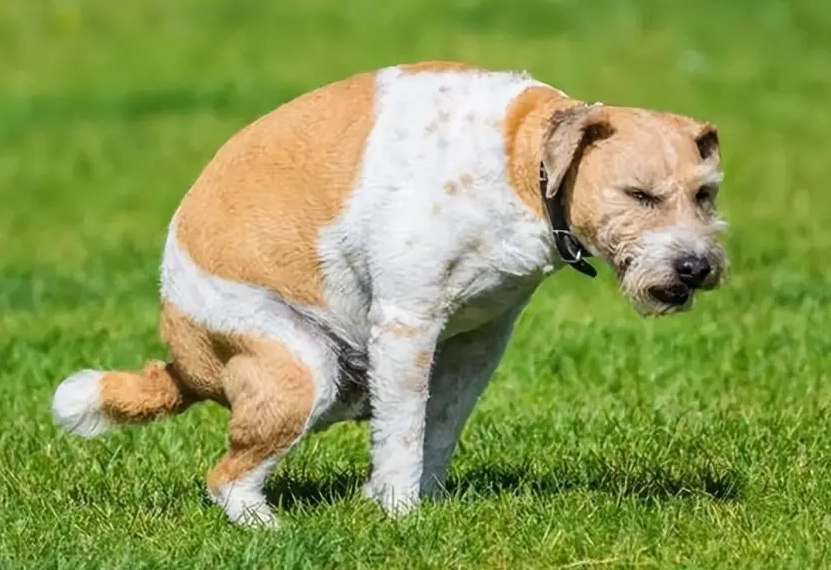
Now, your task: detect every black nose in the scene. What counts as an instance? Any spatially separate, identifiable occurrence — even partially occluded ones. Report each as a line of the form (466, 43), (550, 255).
(674, 255), (711, 288)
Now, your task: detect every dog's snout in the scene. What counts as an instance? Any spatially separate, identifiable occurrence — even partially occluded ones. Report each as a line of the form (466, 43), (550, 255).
(674, 255), (711, 288)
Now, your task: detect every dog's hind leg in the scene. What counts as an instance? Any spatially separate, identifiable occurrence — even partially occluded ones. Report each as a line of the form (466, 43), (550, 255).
(205, 334), (335, 527)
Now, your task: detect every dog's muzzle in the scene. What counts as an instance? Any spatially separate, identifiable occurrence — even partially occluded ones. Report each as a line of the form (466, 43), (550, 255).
(647, 254), (714, 307)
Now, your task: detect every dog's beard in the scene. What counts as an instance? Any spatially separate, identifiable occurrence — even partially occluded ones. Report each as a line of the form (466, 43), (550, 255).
(610, 222), (727, 317)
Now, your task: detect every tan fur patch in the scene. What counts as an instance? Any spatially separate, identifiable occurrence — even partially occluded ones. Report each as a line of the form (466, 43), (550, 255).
(564, 106), (722, 247)
(175, 71), (378, 307)
(160, 302), (226, 402)
(444, 180), (460, 196)
(206, 335), (315, 489)
(399, 60), (479, 75)
(99, 360), (190, 423)
(383, 322), (422, 338)
(502, 86), (574, 219)
(164, 301), (318, 487)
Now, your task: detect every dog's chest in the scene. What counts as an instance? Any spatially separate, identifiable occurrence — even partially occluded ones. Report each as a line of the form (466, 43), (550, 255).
(321, 70), (553, 308)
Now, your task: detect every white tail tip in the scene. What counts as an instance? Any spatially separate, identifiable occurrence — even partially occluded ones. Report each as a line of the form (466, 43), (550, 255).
(52, 370), (112, 438)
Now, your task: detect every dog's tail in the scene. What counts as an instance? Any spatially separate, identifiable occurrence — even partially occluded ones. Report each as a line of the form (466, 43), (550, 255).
(51, 360), (192, 437)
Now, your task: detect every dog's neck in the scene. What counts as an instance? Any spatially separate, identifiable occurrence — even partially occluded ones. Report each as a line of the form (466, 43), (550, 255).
(504, 87), (595, 274)
(504, 86), (577, 221)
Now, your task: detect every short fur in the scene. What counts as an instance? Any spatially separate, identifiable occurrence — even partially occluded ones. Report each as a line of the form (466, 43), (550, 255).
(51, 61), (728, 526)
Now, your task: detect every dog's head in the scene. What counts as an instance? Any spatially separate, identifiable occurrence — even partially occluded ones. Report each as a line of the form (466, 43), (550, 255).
(542, 103), (728, 316)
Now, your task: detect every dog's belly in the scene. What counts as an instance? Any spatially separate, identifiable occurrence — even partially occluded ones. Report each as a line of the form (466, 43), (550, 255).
(311, 279), (533, 430)
(441, 283), (533, 340)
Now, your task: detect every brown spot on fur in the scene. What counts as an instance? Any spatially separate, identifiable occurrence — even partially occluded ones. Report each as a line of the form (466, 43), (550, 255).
(432, 204), (443, 216)
(443, 256), (461, 280)
(458, 173), (475, 189)
(399, 60), (479, 75)
(502, 86), (574, 219)
(444, 180), (460, 196)
(403, 370), (429, 393)
(175, 71), (378, 307)
(384, 322), (421, 337)
(414, 349), (432, 371)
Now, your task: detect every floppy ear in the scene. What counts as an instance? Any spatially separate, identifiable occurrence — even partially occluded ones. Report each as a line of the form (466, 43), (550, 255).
(694, 122), (720, 164)
(541, 103), (613, 199)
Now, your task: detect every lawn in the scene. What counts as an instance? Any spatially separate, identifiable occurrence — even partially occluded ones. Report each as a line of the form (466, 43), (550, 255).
(2, 0), (831, 568)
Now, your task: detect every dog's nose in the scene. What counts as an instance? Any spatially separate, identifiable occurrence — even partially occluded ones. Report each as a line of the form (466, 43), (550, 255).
(674, 255), (711, 288)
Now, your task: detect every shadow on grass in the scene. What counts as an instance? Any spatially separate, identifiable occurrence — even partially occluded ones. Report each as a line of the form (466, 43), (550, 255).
(445, 461), (744, 503)
(263, 470), (366, 511)
(257, 459), (743, 511)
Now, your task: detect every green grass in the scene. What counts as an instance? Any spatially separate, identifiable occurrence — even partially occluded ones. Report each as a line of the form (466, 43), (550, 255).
(2, 0), (831, 568)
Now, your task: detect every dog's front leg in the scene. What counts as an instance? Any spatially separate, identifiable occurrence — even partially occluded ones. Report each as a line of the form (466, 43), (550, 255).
(363, 304), (444, 516)
(420, 305), (525, 500)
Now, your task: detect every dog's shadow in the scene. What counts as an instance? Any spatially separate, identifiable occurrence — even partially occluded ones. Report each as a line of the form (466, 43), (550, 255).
(262, 459), (743, 511)
(264, 469), (364, 511)
(443, 461), (743, 502)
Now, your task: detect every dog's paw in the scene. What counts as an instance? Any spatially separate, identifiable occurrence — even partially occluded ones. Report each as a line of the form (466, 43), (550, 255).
(362, 478), (420, 517)
(232, 505), (280, 529)
(209, 485), (279, 529)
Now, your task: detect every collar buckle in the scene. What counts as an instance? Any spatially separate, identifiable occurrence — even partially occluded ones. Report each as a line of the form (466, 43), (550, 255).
(552, 229), (597, 278)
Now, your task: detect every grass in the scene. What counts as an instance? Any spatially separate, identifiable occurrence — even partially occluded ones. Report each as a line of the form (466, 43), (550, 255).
(2, 0), (831, 567)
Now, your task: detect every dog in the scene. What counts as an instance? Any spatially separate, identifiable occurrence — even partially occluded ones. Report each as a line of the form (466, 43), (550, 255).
(51, 61), (728, 526)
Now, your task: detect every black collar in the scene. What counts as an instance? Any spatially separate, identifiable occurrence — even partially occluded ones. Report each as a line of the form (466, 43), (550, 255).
(539, 163), (597, 278)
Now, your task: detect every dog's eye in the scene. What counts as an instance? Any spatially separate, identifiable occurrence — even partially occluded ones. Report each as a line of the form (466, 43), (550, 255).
(625, 188), (659, 206)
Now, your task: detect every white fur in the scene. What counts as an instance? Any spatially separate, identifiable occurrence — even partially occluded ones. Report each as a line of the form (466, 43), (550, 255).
(209, 456), (279, 527)
(52, 370), (111, 438)
(317, 67), (558, 512)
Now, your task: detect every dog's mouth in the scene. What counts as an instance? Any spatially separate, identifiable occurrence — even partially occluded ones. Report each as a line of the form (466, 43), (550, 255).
(615, 257), (697, 316)
(648, 283), (690, 307)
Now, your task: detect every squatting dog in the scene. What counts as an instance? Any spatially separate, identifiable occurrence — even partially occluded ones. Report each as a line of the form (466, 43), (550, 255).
(52, 61), (728, 526)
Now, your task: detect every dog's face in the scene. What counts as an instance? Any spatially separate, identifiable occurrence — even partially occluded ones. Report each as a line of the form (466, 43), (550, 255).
(542, 104), (728, 316)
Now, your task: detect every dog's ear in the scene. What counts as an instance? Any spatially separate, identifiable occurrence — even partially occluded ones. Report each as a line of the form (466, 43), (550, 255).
(541, 103), (613, 199)
(694, 122), (720, 164)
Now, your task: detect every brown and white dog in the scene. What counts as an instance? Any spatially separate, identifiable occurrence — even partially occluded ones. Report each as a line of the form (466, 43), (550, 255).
(51, 61), (728, 526)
